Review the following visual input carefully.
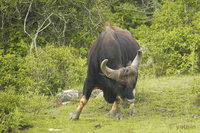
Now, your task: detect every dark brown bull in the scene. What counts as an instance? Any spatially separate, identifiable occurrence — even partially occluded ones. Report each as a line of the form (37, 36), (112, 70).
(70, 22), (142, 120)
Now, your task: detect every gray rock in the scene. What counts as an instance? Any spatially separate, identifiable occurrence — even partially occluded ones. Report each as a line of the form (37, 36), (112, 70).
(56, 89), (81, 106)
(55, 89), (104, 106)
(57, 89), (80, 101)
(92, 89), (103, 97)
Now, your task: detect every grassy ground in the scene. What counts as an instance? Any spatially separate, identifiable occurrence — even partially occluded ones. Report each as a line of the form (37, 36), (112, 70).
(22, 75), (200, 133)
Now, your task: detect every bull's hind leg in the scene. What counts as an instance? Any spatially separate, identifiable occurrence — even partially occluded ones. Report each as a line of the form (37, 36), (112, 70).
(109, 96), (123, 120)
(69, 80), (94, 120)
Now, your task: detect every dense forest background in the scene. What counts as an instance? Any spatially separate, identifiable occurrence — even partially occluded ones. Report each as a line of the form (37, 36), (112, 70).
(0, 0), (200, 132)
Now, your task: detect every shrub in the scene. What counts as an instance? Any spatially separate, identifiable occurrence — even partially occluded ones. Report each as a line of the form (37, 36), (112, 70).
(132, 0), (200, 76)
(0, 89), (29, 132)
(0, 88), (52, 132)
(0, 45), (87, 95)
(0, 54), (23, 90)
(19, 45), (87, 94)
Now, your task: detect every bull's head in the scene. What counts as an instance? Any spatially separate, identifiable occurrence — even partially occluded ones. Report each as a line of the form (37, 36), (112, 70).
(101, 49), (142, 83)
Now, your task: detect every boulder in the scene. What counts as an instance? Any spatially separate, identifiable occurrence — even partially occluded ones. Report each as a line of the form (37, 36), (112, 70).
(91, 89), (103, 98)
(56, 89), (81, 106)
(55, 89), (104, 106)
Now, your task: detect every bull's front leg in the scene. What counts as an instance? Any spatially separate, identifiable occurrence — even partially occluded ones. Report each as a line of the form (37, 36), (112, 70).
(128, 89), (136, 117)
(69, 95), (88, 120)
(129, 100), (136, 117)
(69, 80), (93, 120)
(109, 96), (123, 120)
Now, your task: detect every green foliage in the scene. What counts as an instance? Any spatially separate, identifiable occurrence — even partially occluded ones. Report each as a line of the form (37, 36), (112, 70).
(0, 45), (87, 95)
(19, 45), (87, 94)
(0, 54), (23, 90)
(0, 0), (200, 131)
(21, 92), (51, 116)
(133, 0), (200, 76)
(1, 0), (199, 76)
(101, 0), (152, 30)
(0, 90), (30, 133)
(0, 1), (28, 56)
(0, 88), (51, 132)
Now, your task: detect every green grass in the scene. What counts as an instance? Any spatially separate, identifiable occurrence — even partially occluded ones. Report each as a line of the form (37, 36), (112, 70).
(22, 75), (200, 133)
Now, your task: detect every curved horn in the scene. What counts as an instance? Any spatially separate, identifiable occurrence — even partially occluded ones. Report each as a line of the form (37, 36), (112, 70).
(131, 49), (143, 71)
(100, 59), (120, 80)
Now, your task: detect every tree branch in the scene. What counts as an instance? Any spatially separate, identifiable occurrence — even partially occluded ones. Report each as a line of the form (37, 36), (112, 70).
(38, 13), (53, 32)
(24, 1), (53, 54)
(24, 1), (33, 39)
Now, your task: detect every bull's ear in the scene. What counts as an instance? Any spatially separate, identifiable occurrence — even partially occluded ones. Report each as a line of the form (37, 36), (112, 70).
(131, 49), (142, 71)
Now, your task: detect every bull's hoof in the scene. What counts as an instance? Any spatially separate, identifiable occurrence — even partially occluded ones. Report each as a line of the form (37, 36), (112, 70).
(69, 111), (80, 121)
(130, 112), (136, 117)
(116, 113), (123, 120)
(108, 110), (117, 116)
(130, 107), (136, 117)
